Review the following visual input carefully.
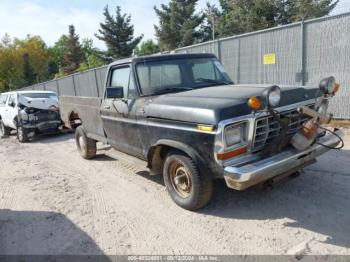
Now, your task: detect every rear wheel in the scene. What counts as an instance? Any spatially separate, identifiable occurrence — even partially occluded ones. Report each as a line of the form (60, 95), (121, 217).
(163, 150), (213, 211)
(17, 126), (29, 143)
(75, 126), (96, 159)
(0, 120), (11, 138)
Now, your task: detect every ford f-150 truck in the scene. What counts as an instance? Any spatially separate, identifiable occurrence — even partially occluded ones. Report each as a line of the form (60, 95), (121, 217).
(59, 53), (344, 210)
(0, 91), (61, 142)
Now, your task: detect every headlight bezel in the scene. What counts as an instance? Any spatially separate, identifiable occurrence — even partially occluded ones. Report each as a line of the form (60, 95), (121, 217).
(319, 76), (336, 95)
(264, 85), (281, 108)
(223, 121), (249, 149)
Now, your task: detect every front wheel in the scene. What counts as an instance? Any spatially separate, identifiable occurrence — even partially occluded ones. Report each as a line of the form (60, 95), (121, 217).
(17, 126), (29, 143)
(75, 126), (97, 159)
(163, 150), (213, 211)
(0, 120), (11, 138)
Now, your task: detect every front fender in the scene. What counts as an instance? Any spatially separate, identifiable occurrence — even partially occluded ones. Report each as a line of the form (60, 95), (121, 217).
(147, 139), (209, 176)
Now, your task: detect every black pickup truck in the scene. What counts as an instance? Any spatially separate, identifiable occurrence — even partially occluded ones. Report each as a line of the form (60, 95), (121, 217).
(60, 53), (343, 210)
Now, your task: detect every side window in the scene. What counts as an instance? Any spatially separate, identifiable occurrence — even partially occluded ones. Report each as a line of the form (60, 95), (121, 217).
(110, 66), (136, 99)
(7, 94), (16, 107)
(0, 95), (8, 107)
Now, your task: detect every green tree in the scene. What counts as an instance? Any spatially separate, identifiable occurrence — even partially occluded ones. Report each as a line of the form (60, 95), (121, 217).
(22, 53), (36, 86)
(96, 6), (143, 61)
(78, 54), (105, 72)
(276, 0), (338, 24)
(199, 3), (222, 42)
(0, 34), (51, 90)
(62, 25), (85, 75)
(215, 0), (279, 37)
(134, 40), (160, 56)
(0, 33), (11, 48)
(0, 35), (22, 91)
(48, 35), (69, 69)
(15, 35), (50, 82)
(213, 0), (338, 38)
(154, 0), (204, 51)
(78, 39), (105, 72)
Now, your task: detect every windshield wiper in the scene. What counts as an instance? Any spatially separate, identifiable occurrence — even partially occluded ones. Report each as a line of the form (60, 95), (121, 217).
(195, 78), (232, 85)
(152, 87), (193, 95)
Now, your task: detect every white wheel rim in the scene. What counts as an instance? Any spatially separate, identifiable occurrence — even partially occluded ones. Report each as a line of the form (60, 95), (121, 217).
(79, 135), (86, 152)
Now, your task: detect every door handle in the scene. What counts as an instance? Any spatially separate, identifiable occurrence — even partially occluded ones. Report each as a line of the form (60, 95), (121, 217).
(104, 106), (111, 110)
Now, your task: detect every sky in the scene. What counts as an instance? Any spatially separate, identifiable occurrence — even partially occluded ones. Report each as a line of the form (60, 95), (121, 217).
(0, 0), (349, 50)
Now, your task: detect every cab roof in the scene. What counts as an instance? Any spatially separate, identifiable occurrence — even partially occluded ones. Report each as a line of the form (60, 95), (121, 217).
(109, 53), (217, 67)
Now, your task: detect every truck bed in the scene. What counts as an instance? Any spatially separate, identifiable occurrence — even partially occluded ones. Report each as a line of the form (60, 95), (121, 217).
(59, 96), (106, 141)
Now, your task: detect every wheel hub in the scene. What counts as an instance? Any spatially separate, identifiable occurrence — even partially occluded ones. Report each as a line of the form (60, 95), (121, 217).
(170, 164), (192, 198)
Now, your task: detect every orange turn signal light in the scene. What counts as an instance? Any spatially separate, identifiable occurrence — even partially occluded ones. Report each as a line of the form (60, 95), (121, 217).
(217, 147), (247, 161)
(248, 96), (262, 110)
(333, 83), (340, 94)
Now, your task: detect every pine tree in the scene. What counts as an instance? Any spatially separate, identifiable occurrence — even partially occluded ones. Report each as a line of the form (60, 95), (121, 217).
(62, 25), (85, 75)
(215, 0), (339, 37)
(215, 0), (279, 37)
(276, 0), (338, 24)
(96, 6), (143, 61)
(134, 40), (160, 56)
(154, 0), (204, 51)
(199, 3), (222, 42)
(22, 53), (36, 86)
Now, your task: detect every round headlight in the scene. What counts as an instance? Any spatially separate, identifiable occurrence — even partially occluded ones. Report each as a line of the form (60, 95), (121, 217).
(265, 85), (281, 108)
(319, 76), (335, 94)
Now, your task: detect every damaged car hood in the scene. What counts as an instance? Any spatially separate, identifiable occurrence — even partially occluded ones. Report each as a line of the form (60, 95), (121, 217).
(18, 95), (59, 110)
(145, 84), (319, 125)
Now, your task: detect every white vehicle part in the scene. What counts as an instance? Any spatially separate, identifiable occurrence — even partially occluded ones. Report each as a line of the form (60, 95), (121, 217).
(4, 95), (18, 129)
(18, 95), (59, 110)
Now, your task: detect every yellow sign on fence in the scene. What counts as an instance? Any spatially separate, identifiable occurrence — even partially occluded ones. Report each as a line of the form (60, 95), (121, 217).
(263, 53), (276, 65)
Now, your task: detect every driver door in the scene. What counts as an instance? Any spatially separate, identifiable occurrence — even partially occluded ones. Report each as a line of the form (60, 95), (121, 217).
(100, 65), (144, 158)
(4, 93), (18, 129)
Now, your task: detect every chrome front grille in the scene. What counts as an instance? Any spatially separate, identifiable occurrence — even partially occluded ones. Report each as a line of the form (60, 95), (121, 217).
(252, 106), (313, 152)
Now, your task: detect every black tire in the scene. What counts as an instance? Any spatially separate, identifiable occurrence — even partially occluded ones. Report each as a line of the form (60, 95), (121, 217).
(17, 126), (29, 143)
(0, 120), (11, 138)
(75, 126), (97, 159)
(163, 150), (213, 211)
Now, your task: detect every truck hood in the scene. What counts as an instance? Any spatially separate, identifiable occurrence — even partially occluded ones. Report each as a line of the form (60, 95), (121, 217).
(145, 84), (319, 125)
(18, 95), (59, 110)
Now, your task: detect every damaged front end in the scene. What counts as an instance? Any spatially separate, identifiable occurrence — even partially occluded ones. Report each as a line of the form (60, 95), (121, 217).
(18, 105), (61, 137)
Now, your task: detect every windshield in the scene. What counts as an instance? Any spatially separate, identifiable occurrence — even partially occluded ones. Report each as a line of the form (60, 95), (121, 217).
(136, 57), (233, 96)
(20, 93), (57, 99)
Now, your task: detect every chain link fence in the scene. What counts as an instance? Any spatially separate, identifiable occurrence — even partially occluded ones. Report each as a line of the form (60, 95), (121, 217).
(20, 12), (350, 119)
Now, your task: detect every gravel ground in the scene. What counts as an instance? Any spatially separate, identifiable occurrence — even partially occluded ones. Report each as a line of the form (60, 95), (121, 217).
(0, 129), (349, 255)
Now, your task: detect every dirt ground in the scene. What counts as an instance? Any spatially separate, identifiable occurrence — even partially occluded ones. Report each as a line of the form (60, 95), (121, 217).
(0, 129), (349, 256)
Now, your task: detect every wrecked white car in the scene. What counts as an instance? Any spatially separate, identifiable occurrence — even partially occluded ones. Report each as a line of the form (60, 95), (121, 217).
(0, 91), (61, 142)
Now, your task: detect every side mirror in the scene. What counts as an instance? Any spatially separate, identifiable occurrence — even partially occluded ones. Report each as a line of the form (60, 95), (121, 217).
(106, 87), (124, 99)
(10, 101), (16, 108)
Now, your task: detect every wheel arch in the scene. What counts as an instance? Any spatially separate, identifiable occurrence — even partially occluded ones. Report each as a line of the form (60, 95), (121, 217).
(147, 139), (206, 176)
(67, 110), (82, 129)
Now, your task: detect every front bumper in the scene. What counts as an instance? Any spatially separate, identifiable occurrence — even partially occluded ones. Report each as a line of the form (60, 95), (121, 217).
(223, 129), (344, 190)
(22, 120), (61, 131)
